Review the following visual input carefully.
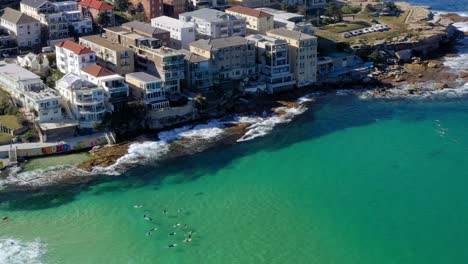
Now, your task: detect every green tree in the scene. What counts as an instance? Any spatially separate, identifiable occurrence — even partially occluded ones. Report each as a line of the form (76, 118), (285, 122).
(325, 3), (343, 21)
(97, 12), (111, 27)
(114, 0), (129, 11)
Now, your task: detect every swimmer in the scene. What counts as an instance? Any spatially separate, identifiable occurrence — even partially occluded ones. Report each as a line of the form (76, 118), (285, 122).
(183, 237), (192, 243)
(2, 216), (10, 221)
(168, 244), (177, 248)
(133, 205), (143, 208)
(143, 215), (153, 221)
(162, 209), (168, 215)
(149, 227), (158, 232)
(146, 232), (152, 236)
(183, 224), (188, 229)
(169, 232), (177, 236)
(173, 223), (181, 228)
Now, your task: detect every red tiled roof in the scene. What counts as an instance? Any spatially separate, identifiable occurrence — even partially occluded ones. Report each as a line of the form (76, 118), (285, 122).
(79, 0), (113, 11)
(81, 64), (115, 77)
(55, 40), (96, 55)
(226, 6), (272, 18)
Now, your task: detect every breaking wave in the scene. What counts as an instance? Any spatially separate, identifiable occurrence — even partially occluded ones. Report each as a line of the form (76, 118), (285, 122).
(0, 238), (46, 264)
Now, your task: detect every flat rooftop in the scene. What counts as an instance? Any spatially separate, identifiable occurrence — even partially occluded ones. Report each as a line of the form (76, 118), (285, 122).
(190, 36), (251, 50)
(180, 8), (242, 23)
(151, 16), (194, 29)
(126, 72), (162, 83)
(256, 8), (304, 22)
(0, 62), (41, 81)
(80, 35), (131, 52)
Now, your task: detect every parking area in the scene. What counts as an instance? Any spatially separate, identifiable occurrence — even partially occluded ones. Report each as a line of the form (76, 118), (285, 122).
(343, 24), (391, 38)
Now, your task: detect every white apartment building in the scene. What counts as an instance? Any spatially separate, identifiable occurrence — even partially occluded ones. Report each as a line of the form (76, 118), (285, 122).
(56, 73), (106, 128)
(151, 16), (195, 49)
(20, 0), (93, 45)
(246, 34), (295, 93)
(81, 64), (130, 109)
(0, 62), (63, 122)
(0, 7), (41, 48)
(55, 40), (97, 75)
(267, 28), (317, 87)
(125, 72), (170, 111)
(188, 0), (227, 9)
(179, 8), (246, 39)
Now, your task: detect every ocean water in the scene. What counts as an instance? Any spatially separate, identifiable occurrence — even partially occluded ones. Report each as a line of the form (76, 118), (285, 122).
(0, 1), (467, 263)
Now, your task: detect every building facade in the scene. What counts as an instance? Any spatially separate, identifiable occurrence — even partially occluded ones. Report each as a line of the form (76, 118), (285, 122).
(128, 0), (163, 22)
(55, 40), (97, 75)
(228, 0), (270, 8)
(163, 0), (186, 18)
(180, 49), (212, 91)
(56, 73), (106, 128)
(0, 7), (41, 48)
(78, 0), (115, 26)
(0, 62), (62, 122)
(226, 6), (273, 35)
(151, 16), (195, 49)
(104, 26), (162, 50)
(133, 46), (185, 94)
(189, 36), (256, 83)
(266, 28), (317, 87)
(122, 21), (170, 47)
(79, 35), (135, 75)
(20, 0), (93, 45)
(125, 72), (170, 111)
(246, 34), (295, 93)
(179, 8), (246, 39)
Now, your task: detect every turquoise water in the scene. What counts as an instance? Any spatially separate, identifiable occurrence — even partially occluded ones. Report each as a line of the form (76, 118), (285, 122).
(2, 95), (468, 263)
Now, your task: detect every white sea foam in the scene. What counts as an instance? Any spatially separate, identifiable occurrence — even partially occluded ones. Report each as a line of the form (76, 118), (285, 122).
(0, 238), (45, 264)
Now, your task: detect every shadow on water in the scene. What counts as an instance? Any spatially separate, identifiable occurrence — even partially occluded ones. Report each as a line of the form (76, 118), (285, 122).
(2, 95), (468, 211)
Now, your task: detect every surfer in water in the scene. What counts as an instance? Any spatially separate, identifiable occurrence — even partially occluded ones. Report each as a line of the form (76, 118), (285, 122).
(146, 232), (152, 236)
(133, 205), (143, 208)
(168, 244), (177, 248)
(173, 223), (181, 228)
(149, 227), (158, 232)
(143, 215), (153, 221)
(162, 209), (168, 215)
(169, 232), (177, 236)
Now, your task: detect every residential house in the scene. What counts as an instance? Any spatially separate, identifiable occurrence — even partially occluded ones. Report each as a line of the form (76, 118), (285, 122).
(20, 0), (93, 45)
(0, 62), (62, 122)
(245, 34), (295, 93)
(81, 64), (129, 110)
(56, 73), (106, 128)
(79, 35), (135, 75)
(0, 7), (41, 48)
(0, 28), (17, 54)
(17, 52), (50, 74)
(189, 36), (256, 83)
(55, 40), (97, 75)
(151, 16), (195, 49)
(179, 8), (247, 39)
(226, 6), (273, 34)
(78, 0), (114, 26)
(104, 26), (162, 50)
(255, 7), (314, 33)
(128, 0), (163, 22)
(125, 72), (169, 111)
(266, 28), (317, 87)
(228, 0), (270, 8)
(179, 49), (212, 91)
(122, 21), (170, 47)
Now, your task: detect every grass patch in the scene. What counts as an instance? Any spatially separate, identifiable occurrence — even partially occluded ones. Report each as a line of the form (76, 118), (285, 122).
(0, 115), (22, 129)
(320, 21), (371, 33)
(0, 132), (14, 142)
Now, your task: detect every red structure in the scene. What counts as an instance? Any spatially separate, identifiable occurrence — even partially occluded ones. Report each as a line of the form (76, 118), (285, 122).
(79, 0), (115, 26)
(128, 0), (163, 22)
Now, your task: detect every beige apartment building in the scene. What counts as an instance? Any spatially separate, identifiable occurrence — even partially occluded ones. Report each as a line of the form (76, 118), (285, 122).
(189, 36), (256, 83)
(226, 6), (273, 35)
(266, 28), (317, 87)
(79, 35), (134, 75)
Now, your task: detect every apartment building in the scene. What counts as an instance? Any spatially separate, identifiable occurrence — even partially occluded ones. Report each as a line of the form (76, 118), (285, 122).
(79, 0), (114, 26)
(179, 8), (246, 39)
(81, 64), (129, 108)
(226, 6), (273, 34)
(122, 21), (170, 47)
(179, 49), (212, 91)
(0, 62), (62, 122)
(151, 16), (195, 49)
(128, 0), (163, 22)
(125, 72), (170, 111)
(56, 73), (106, 128)
(134, 46), (185, 94)
(246, 34), (295, 93)
(228, 0), (270, 8)
(0, 7), (41, 48)
(55, 40), (97, 75)
(189, 36), (256, 83)
(20, 0), (93, 45)
(266, 28), (317, 87)
(79, 35), (135, 75)
(188, 0), (227, 9)
(104, 26), (162, 50)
